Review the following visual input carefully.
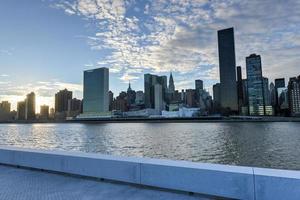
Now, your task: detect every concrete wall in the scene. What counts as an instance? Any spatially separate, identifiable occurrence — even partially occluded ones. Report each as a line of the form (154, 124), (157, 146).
(0, 146), (299, 199)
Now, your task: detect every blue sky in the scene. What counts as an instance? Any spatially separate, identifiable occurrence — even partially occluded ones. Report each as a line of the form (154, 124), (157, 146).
(0, 0), (300, 111)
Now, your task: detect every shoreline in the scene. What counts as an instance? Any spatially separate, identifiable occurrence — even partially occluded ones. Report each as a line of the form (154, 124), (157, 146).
(1, 116), (300, 124)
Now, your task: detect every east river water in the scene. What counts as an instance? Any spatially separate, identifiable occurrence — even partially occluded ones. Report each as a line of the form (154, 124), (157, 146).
(0, 122), (299, 170)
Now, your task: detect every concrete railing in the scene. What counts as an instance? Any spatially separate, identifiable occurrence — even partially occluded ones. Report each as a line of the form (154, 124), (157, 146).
(0, 146), (299, 200)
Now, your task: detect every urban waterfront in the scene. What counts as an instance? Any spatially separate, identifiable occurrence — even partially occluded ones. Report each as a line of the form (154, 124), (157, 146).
(1, 122), (300, 170)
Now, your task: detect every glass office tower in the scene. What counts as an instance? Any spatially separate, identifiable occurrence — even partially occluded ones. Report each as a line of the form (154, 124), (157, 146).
(218, 27), (238, 112)
(246, 54), (265, 115)
(83, 67), (109, 114)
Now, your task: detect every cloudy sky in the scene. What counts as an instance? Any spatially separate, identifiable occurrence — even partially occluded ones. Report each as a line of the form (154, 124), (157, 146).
(0, 0), (299, 111)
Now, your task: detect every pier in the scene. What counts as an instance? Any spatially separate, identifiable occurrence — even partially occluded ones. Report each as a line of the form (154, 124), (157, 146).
(0, 146), (300, 199)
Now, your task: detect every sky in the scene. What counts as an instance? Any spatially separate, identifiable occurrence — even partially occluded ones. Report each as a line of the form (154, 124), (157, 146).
(0, 0), (300, 112)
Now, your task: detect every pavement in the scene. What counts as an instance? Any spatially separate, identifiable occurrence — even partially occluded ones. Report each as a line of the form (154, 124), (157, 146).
(0, 165), (213, 200)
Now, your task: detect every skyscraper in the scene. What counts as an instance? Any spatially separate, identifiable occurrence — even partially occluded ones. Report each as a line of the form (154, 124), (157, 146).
(144, 73), (167, 109)
(263, 77), (270, 106)
(25, 92), (36, 120)
(246, 54), (265, 115)
(0, 101), (13, 121)
(288, 76), (300, 116)
(213, 83), (221, 105)
(108, 91), (114, 111)
(185, 89), (196, 107)
(242, 79), (248, 106)
(0, 101), (11, 113)
(168, 72), (175, 93)
(40, 105), (49, 120)
(135, 91), (144, 105)
(154, 84), (163, 113)
(195, 80), (203, 91)
(213, 83), (221, 112)
(55, 89), (72, 113)
(67, 98), (82, 117)
(275, 78), (285, 89)
(217, 27), (238, 112)
(270, 82), (276, 106)
(83, 67), (109, 114)
(236, 66), (243, 113)
(275, 78), (285, 114)
(17, 101), (26, 120)
(127, 82), (136, 107)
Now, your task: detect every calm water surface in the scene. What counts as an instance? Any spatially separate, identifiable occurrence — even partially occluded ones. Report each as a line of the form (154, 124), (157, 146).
(0, 122), (300, 170)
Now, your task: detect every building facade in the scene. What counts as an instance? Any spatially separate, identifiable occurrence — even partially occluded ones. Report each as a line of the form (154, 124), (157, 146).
(55, 89), (72, 113)
(0, 101), (11, 113)
(274, 78), (286, 115)
(217, 27), (238, 112)
(135, 91), (144, 105)
(195, 80), (203, 91)
(246, 54), (265, 115)
(270, 82), (276, 107)
(213, 83), (221, 111)
(236, 66), (244, 113)
(25, 92), (36, 120)
(263, 77), (270, 106)
(67, 98), (82, 117)
(154, 84), (163, 113)
(144, 73), (167, 109)
(17, 101), (26, 120)
(83, 67), (109, 114)
(40, 105), (49, 120)
(185, 89), (196, 108)
(288, 76), (300, 116)
(127, 82), (136, 108)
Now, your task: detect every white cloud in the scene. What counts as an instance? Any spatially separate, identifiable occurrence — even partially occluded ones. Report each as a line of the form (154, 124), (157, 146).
(0, 49), (13, 56)
(53, 0), (300, 85)
(119, 73), (139, 82)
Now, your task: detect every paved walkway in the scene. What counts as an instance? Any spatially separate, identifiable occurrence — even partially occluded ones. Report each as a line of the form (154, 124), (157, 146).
(0, 165), (212, 200)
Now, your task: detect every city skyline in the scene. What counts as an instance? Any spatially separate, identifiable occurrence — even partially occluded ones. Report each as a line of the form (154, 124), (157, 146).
(1, 0), (300, 111)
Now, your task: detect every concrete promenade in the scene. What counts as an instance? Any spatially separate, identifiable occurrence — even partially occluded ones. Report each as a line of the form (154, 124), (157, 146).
(0, 146), (300, 199)
(0, 165), (209, 200)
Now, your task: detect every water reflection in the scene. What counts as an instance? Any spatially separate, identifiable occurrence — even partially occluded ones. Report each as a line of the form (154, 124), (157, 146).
(0, 122), (299, 170)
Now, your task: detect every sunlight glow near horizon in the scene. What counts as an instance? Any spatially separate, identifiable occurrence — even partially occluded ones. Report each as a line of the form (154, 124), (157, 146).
(0, 0), (300, 111)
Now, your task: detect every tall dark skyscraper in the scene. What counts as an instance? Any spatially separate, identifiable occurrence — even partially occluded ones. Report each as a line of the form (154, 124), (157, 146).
(274, 78), (285, 114)
(270, 82), (276, 106)
(17, 101), (26, 120)
(144, 73), (167, 109)
(55, 89), (72, 113)
(275, 78), (285, 89)
(25, 92), (36, 120)
(246, 54), (265, 115)
(242, 79), (248, 106)
(236, 66), (243, 112)
(195, 80), (203, 91)
(263, 77), (270, 106)
(218, 27), (238, 111)
(108, 91), (114, 111)
(213, 83), (221, 110)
